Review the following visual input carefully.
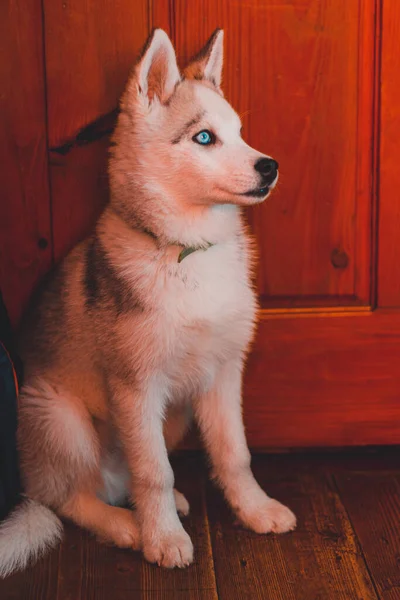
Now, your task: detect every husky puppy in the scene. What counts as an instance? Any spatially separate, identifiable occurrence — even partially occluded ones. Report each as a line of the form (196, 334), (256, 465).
(0, 28), (295, 575)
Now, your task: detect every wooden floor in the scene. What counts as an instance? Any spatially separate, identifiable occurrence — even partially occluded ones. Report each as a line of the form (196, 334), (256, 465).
(2, 449), (400, 600)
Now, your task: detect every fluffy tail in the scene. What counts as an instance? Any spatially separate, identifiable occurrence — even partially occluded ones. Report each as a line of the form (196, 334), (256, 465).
(0, 498), (63, 577)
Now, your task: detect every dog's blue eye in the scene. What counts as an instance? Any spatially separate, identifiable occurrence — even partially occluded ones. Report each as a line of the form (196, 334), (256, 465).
(193, 130), (215, 146)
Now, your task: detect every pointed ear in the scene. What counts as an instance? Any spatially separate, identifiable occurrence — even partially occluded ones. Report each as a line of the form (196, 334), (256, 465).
(128, 29), (181, 105)
(184, 29), (224, 89)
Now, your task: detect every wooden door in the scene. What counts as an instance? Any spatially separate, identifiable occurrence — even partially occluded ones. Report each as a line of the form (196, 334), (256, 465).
(2, 0), (400, 448)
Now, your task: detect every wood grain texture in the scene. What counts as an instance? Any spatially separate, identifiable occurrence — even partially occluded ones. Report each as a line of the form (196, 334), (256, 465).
(49, 138), (110, 263)
(43, 0), (150, 266)
(3, 452), (400, 599)
(150, 0), (172, 33)
(378, 0), (400, 307)
(244, 309), (400, 448)
(43, 0), (149, 147)
(0, 0), (53, 327)
(335, 472), (400, 600)
(207, 456), (377, 600)
(0, 544), (59, 600)
(169, 0), (376, 305)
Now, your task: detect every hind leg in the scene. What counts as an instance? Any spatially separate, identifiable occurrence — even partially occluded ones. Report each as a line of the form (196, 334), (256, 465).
(18, 380), (140, 547)
(18, 380), (101, 506)
(60, 491), (140, 549)
(164, 404), (192, 517)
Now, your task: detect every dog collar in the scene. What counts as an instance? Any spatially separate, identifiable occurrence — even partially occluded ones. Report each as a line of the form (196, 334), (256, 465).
(135, 225), (214, 263)
(177, 242), (214, 263)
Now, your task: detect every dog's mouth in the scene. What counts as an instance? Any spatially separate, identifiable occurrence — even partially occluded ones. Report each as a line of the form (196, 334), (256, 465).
(241, 186), (270, 199)
(240, 173), (278, 199)
(217, 174), (278, 204)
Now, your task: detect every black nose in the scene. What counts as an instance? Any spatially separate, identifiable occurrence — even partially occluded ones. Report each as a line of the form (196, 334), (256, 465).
(254, 157), (279, 183)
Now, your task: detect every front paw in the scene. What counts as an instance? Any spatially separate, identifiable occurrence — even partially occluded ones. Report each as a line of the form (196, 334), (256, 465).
(237, 498), (297, 534)
(143, 527), (194, 568)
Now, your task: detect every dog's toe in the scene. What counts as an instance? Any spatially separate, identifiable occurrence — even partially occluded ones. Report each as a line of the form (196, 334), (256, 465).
(143, 528), (194, 568)
(238, 498), (297, 535)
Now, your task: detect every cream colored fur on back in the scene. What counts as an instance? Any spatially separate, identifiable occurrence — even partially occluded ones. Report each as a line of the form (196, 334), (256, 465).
(0, 29), (295, 576)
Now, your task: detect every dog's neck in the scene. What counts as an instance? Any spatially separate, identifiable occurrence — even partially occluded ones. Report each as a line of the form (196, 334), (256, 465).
(109, 189), (242, 253)
(111, 213), (215, 263)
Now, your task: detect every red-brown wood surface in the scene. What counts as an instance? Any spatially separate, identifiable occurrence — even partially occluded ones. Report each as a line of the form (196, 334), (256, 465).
(44, 0), (149, 261)
(244, 309), (400, 448)
(4, 451), (400, 600)
(43, 0), (149, 148)
(49, 139), (110, 263)
(207, 458), (377, 600)
(378, 0), (400, 308)
(0, 0), (52, 327)
(335, 471), (400, 600)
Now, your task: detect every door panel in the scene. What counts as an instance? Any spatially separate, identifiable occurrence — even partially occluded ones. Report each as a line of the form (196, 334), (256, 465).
(166, 0), (376, 307)
(245, 311), (400, 448)
(152, 0), (400, 448)
(378, 0), (400, 307)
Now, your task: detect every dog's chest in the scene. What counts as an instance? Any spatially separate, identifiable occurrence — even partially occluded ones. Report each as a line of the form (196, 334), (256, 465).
(164, 243), (254, 324)
(154, 243), (256, 378)
(119, 240), (256, 397)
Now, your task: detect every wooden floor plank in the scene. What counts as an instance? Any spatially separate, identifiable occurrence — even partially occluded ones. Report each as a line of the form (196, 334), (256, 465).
(335, 471), (400, 600)
(4, 452), (400, 599)
(0, 542), (59, 600)
(207, 456), (378, 600)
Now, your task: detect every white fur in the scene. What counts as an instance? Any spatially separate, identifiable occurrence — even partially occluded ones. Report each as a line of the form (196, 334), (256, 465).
(0, 500), (62, 577)
(21, 381), (99, 470)
(203, 30), (224, 87)
(98, 451), (131, 506)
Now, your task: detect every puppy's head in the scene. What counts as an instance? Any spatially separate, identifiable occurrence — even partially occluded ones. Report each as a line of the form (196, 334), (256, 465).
(114, 29), (278, 207)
